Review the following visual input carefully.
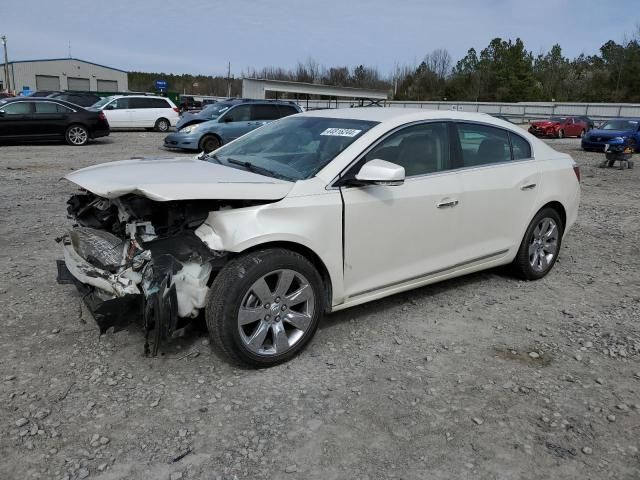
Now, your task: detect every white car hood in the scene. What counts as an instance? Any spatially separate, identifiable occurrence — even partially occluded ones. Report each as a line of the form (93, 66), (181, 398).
(64, 157), (293, 201)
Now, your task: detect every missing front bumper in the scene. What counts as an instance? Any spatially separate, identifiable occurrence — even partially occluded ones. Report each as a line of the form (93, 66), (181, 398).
(56, 259), (142, 333)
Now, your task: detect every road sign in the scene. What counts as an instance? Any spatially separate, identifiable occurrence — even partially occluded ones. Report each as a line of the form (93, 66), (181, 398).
(155, 80), (168, 91)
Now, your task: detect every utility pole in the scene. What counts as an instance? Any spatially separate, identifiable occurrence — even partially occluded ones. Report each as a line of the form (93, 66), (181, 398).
(1, 35), (10, 93)
(227, 61), (231, 97)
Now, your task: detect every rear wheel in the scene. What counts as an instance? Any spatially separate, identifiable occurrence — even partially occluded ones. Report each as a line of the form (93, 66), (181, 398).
(206, 248), (324, 367)
(199, 134), (221, 153)
(154, 118), (170, 132)
(512, 208), (563, 280)
(65, 125), (89, 146)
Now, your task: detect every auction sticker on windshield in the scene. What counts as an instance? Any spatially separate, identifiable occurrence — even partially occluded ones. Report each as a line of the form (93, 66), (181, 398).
(320, 128), (362, 137)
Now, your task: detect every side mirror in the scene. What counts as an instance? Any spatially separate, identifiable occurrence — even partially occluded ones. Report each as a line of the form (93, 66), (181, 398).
(0, 110), (5, 117)
(355, 159), (405, 186)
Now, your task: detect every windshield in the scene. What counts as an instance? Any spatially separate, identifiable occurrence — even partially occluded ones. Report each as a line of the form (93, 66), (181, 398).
(210, 116), (378, 181)
(600, 120), (639, 131)
(200, 103), (233, 118)
(91, 96), (115, 108)
(550, 117), (566, 122)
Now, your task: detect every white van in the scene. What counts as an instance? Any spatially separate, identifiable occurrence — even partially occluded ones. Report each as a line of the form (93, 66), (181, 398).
(91, 95), (179, 131)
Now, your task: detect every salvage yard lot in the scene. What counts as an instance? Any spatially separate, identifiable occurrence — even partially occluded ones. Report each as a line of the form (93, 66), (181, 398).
(1, 131), (639, 480)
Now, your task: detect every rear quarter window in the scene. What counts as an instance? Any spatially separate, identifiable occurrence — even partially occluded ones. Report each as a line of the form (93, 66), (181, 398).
(510, 133), (532, 159)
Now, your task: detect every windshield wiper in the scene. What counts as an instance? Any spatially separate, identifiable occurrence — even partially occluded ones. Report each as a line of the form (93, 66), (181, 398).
(226, 158), (293, 181)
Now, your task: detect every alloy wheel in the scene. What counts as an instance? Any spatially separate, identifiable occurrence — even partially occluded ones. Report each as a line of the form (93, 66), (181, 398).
(528, 217), (559, 272)
(237, 269), (315, 356)
(68, 127), (88, 145)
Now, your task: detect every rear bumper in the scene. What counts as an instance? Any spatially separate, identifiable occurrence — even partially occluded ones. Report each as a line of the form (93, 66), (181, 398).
(91, 128), (110, 139)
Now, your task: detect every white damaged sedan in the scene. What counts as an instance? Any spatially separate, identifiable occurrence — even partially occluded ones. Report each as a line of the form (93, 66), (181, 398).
(57, 108), (580, 366)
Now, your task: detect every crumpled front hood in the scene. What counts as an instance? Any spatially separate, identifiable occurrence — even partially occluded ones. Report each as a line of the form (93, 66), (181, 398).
(64, 157), (293, 201)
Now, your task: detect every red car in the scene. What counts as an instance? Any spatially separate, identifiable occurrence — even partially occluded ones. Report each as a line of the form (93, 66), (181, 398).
(529, 116), (588, 138)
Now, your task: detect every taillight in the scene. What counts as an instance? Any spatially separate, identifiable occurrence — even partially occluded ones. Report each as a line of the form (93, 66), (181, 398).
(573, 165), (581, 182)
(173, 107), (180, 113)
(98, 111), (106, 121)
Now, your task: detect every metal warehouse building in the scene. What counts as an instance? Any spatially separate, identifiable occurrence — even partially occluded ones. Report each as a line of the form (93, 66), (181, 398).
(0, 57), (128, 93)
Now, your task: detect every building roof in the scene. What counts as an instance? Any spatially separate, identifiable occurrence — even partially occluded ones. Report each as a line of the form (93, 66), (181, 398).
(7, 57), (127, 73)
(243, 78), (388, 100)
(302, 107), (495, 122)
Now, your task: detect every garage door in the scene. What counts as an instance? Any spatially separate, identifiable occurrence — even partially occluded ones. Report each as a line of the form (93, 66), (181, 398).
(35, 75), (61, 91)
(97, 79), (118, 92)
(67, 77), (90, 91)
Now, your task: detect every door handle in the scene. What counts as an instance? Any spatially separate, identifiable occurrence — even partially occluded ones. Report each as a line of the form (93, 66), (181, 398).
(520, 183), (537, 190)
(437, 200), (459, 208)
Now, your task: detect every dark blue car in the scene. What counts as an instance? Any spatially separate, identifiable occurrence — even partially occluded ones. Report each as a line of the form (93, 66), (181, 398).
(581, 118), (640, 152)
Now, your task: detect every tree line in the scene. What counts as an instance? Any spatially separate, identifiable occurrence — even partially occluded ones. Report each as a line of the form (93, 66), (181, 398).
(128, 29), (640, 103)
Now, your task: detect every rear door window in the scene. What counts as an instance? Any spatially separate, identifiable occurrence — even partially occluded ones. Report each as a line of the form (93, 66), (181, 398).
(510, 133), (532, 159)
(34, 101), (70, 113)
(251, 104), (281, 120)
(456, 123), (511, 167)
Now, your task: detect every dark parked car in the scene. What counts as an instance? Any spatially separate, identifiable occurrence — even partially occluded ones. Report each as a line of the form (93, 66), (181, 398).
(581, 118), (640, 152)
(28, 90), (60, 97)
(0, 97), (110, 146)
(49, 92), (102, 107)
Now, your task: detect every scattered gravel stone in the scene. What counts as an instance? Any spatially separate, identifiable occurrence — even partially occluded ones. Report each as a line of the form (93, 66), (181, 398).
(51, 328), (60, 334)
(528, 352), (540, 359)
(170, 473), (183, 480)
(15, 418), (28, 427)
(607, 414), (616, 422)
(77, 468), (89, 479)
(285, 465), (298, 473)
(595, 378), (604, 385)
(582, 446), (593, 455)
(472, 417), (484, 425)
(616, 404), (629, 411)
(150, 399), (160, 408)
(4, 375), (16, 381)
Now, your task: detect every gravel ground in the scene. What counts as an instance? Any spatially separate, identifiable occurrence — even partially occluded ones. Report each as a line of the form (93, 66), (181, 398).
(1, 131), (639, 480)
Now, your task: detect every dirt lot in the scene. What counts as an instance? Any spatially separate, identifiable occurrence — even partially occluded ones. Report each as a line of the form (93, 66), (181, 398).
(1, 130), (639, 480)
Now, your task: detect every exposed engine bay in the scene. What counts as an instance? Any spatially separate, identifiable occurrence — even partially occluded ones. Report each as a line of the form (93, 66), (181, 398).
(57, 191), (268, 355)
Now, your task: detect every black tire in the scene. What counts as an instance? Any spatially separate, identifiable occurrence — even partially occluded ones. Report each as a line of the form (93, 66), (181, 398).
(557, 129), (564, 139)
(628, 160), (634, 169)
(199, 134), (221, 153)
(65, 124), (89, 146)
(512, 207), (564, 280)
(154, 118), (170, 132)
(206, 248), (325, 367)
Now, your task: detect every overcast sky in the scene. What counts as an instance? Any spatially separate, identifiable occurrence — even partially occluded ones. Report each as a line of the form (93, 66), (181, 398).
(1, 0), (637, 76)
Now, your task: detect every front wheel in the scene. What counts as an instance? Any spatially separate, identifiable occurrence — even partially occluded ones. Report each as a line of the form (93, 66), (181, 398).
(206, 248), (324, 367)
(512, 208), (563, 280)
(199, 134), (221, 153)
(154, 118), (170, 132)
(557, 129), (564, 139)
(65, 125), (89, 146)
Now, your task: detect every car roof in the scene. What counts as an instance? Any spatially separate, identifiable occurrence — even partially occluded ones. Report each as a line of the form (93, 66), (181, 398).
(0, 97), (86, 110)
(300, 107), (503, 123)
